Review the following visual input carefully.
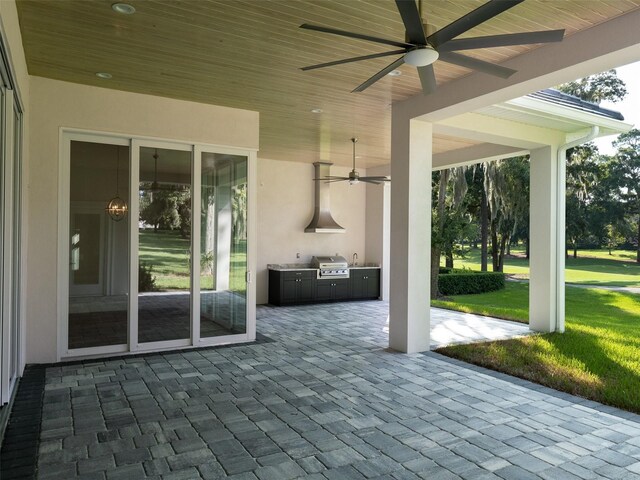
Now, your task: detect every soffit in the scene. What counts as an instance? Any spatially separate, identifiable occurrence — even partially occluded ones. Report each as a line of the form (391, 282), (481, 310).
(16, 0), (640, 167)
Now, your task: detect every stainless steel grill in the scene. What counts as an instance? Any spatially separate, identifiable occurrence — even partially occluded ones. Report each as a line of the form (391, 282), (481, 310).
(311, 255), (349, 279)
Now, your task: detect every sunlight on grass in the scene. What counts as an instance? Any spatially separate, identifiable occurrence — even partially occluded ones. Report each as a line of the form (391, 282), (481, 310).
(433, 283), (640, 413)
(443, 246), (640, 287)
(139, 230), (246, 291)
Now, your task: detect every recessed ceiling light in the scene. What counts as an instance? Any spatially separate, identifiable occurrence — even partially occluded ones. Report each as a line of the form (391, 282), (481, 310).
(96, 72), (113, 79)
(388, 70), (402, 77)
(112, 3), (136, 14)
(311, 108), (323, 114)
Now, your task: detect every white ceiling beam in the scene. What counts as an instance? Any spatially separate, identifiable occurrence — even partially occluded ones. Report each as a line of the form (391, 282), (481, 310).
(434, 113), (566, 149)
(432, 143), (527, 170)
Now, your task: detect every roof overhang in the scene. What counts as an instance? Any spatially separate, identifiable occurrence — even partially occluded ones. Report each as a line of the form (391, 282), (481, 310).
(429, 90), (631, 170)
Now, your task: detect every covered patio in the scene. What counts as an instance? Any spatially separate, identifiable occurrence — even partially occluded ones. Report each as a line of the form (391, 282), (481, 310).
(2, 302), (640, 479)
(2, 0), (640, 478)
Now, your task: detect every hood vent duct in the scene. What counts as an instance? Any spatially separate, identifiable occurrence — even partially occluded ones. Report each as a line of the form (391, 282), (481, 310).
(305, 162), (345, 234)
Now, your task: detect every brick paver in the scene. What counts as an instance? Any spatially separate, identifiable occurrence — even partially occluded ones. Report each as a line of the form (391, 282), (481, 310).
(28, 301), (640, 478)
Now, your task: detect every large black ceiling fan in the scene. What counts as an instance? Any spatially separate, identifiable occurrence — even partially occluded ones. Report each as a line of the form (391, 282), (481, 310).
(300, 0), (565, 95)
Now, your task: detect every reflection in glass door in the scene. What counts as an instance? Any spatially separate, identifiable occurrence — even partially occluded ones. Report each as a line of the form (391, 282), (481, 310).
(68, 141), (130, 350)
(137, 146), (192, 344)
(200, 153), (247, 338)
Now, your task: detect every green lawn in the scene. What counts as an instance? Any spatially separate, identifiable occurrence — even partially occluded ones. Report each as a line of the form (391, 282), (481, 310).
(433, 282), (640, 413)
(139, 229), (246, 292)
(445, 247), (639, 287)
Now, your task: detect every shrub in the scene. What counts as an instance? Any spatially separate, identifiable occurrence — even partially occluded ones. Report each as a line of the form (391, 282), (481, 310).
(438, 271), (505, 295)
(139, 263), (157, 292)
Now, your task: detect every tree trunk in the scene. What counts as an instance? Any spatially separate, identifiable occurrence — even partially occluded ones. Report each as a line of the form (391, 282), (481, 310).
(498, 236), (508, 272)
(481, 189), (488, 272)
(445, 252), (454, 269)
(637, 212), (640, 263)
(431, 247), (441, 299)
(491, 226), (500, 272)
(573, 244), (577, 259)
(431, 171), (449, 299)
(525, 236), (530, 259)
(506, 242), (511, 256)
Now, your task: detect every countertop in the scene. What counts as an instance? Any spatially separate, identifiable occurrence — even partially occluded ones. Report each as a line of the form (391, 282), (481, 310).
(268, 263), (380, 271)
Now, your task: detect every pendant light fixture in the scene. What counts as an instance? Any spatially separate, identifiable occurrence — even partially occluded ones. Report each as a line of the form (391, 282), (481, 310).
(151, 148), (159, 191)
(105, 145), (128, 221)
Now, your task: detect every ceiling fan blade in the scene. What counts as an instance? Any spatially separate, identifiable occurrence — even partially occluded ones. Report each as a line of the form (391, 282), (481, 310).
(417, 64), (437, 95)
(300, 24), (412, 49)
(428, 0), (524, 48)
(359, 178), (383, 184)
(361, 176), (390, 181)
(352, 56), (406, 92)
(439, 29), (565, 52)
(314, 176), (348, 181)
(301, 50), (407, 71)
(395, 0), (427, 45)
(438, 51), (516, 79)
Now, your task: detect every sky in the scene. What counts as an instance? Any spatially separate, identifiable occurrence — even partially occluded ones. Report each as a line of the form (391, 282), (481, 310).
(592, 61), (640, 155)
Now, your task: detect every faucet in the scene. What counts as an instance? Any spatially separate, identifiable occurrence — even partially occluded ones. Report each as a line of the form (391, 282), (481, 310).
(352, 253), (358, 266)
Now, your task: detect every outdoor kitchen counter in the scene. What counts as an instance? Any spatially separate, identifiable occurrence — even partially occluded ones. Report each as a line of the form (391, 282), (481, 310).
(267, 263), (380, 271)
(268, 265), (381, 305)
(267, 263), (316, 271)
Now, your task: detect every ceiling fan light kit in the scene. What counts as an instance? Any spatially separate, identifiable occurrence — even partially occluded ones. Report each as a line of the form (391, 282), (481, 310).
(404, 47), (438, 67)
(300, 0), (564, 95)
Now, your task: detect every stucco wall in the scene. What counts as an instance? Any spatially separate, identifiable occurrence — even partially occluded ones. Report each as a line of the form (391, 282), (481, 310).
(27, 76), (259, 363)
(256, 158), (367, 305)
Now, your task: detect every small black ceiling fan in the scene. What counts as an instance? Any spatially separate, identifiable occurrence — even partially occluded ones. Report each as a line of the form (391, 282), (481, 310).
(300, 0), (565, 95)
(316, 138), (390, 185)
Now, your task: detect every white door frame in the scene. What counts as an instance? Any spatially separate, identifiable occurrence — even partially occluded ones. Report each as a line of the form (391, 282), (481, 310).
(57, 129), (257, 361)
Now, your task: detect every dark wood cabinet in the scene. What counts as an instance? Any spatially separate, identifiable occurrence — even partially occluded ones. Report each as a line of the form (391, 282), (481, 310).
(350, 269), (380, 300)
(269, 268), (380, 306)
(316, 278), (350, 301)
(270, 270), (315, 305)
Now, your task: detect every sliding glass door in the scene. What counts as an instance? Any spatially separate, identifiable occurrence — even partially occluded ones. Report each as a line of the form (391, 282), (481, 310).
(62, 133), (255, 358)
(199, 151), (248, 339)
(67, 140), (130, 351)
(136, 145), (193, 346)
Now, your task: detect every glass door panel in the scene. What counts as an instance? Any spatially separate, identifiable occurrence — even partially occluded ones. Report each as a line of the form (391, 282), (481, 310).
(68, 141), (129, 349)
(200, 153), (247, 338)
(138, 147), (192, 343)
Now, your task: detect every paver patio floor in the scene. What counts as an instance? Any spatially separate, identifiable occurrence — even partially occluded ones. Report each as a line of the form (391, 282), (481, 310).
(20, 301), (640, 478)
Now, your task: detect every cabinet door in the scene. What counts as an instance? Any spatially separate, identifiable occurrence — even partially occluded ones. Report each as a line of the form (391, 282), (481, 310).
(366, 270), (380, 299)
(350, 270), (365, 299)
(333, 279), (351, 300)
(297, 278), (315, 301)
(315, 280), (333, 301)
(282, 279), (298, 303)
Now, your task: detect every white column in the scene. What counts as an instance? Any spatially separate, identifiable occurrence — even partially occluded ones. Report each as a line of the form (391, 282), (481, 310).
(364, 179), (390, 301)
(214, 164), (232, 292)
(389, 115), (432, 353)
(529, 145), (560, 332)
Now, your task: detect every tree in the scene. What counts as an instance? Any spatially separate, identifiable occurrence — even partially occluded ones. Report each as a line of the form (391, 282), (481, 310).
(431, 167), (469, 298)
(484, 157), (530, 272)
(140, 186), (189, 232)
(558, 69), (629, 257)
(565, 144), (601, 257)
(557, 69), (627, 104)
(611, 129), (640, 262)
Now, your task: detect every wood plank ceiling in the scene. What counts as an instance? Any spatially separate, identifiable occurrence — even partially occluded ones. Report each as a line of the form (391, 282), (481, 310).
(16, 0), (640, 167)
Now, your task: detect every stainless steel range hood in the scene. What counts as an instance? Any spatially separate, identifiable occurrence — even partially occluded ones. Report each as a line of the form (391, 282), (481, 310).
(305, 162), (345, 234)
